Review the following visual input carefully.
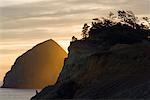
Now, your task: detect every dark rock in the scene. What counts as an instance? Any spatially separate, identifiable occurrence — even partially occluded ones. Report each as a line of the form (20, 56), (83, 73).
(31, 24), (150, 99)
(31, 41), (150, 99)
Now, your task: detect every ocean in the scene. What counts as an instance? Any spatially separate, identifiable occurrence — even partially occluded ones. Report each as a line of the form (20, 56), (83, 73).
(0, 88), (36, 100)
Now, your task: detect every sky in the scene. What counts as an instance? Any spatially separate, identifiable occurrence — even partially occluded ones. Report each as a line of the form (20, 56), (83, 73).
(0, 0), (150, 81)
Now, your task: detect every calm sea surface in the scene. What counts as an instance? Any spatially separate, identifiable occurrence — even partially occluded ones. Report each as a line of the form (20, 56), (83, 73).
(0, 88), (36, 100)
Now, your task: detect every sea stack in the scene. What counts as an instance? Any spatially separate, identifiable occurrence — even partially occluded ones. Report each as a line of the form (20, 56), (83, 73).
(1, 39), (67, 89)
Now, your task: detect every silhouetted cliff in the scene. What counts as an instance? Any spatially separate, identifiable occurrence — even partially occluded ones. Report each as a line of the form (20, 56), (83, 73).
(31, 14), (150, 98)
(30, 11), (150, 98)
(31, 40), (150, 99)
(1, 39), (67, 89)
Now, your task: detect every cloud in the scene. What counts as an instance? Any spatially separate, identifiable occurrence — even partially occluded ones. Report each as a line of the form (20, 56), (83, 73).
(0, 0), (150, 41)
(0, 1), (112, 22)
(0, 0), (45, 7)
(1, 0), (149, 21)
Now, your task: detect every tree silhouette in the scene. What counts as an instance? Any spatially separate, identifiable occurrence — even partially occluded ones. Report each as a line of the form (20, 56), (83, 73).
(118, 10), (127, 22)
(77, 10), (150, 44)
(117, 10), (137, 28)
(72, 36), (77, 42)
(143, 17), (149, 22)
(143, 17), (150, 27)
(81, 23), (90, 40)
(91, 10), (148, 30)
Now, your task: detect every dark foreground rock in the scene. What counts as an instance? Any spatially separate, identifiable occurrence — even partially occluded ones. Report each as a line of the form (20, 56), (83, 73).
(31, 40), (150, 99)
(31, 17), (150, 99)
(1, 39), (67, 89)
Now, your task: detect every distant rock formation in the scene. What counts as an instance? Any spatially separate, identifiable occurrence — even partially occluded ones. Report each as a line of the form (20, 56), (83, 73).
(1, 39), (67, 89)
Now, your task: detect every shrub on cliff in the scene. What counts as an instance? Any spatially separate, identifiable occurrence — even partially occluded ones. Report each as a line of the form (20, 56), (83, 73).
(80, 10), (150, 45)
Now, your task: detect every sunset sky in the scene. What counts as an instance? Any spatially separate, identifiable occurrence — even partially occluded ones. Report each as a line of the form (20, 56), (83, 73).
(0, 0), (150, 81)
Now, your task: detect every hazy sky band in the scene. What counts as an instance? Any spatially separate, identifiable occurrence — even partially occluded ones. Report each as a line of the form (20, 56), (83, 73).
(0, 0), (150, 40)
(0, 0), (150, 80)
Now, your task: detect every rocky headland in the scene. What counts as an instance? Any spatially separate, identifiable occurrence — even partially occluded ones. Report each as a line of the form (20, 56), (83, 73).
(31, 23), (150, 99)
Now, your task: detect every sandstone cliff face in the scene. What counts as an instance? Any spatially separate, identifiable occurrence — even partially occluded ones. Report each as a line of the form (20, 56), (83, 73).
(1, 39), (67, 89)
(31, 40), (150, 99)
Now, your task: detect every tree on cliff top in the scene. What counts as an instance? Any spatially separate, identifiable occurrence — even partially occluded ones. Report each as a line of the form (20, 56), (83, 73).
(90, 10), (149, 30)
(72, 36), (77, 42)
(81, 23), (90, 40)
(80, 10), (150, 44)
